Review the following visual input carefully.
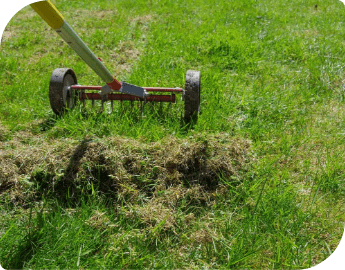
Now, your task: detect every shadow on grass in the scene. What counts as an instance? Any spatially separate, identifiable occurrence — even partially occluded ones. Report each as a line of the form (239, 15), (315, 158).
(32, 137), (117, 206)
(38, 116), (57, 132)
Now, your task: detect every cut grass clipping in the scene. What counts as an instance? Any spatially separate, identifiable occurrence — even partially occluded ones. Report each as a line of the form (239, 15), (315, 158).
(0, 131), (251, 207)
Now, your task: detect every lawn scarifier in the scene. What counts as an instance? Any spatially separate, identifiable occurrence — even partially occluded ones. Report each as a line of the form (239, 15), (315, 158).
(30, 0), (201, 122)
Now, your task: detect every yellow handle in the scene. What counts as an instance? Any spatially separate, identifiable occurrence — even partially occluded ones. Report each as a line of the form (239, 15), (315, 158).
(31, 0), (65, 29)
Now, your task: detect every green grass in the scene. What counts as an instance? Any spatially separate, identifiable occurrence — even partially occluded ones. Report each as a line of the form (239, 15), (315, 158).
(1, 0), (345, 268)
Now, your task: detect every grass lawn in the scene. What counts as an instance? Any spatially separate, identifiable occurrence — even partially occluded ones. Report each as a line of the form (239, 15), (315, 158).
(1, 0), (345, 268)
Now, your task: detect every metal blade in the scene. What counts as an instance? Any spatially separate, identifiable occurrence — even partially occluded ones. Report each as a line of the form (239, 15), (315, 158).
(120, 82), (148, 98)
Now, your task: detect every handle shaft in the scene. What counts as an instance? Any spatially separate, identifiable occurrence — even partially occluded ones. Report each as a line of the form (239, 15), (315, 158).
(31, 1), (121, 90)
(30, 0), (64, 29)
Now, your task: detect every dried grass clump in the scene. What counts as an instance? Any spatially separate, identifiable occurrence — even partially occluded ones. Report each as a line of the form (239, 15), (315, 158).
(0, 135), (78, 204)
(153, 134), (251, 189)
(153, 185), (188, 207)
(0, 132), (252, 206)
(152, 184), (215, 210)
(190, 229), (213, 244)
(134, 202), (176, 230)
(85, 210), (110, 231)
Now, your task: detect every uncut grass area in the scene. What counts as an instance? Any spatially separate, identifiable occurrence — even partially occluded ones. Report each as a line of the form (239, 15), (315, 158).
(1, 0), (345, 268)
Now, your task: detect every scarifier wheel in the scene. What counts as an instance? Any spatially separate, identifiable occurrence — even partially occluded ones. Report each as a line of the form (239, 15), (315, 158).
(49, 68), (78, 115)
(184, 70), (201, 122)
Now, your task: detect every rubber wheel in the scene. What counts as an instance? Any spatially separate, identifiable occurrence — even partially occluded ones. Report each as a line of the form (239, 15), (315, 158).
(49, 68), (78, 115)
(184, 70), (201, 122)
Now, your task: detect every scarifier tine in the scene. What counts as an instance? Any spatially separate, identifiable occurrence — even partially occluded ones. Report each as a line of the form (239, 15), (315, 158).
(101, 94), (107, 112)
(82, 91), (86, 107)
(140, 101), (144, 116)
(79, 90), (85, 107)
(159, 102), (163, 114)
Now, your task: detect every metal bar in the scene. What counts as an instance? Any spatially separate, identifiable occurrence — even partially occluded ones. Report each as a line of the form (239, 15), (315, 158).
(71, 85), (183, 93)
(80, 93), (176, 103)
(143, 87), (184, 93)
(56, 22), (117, 86)
(71, 85), (103, 90)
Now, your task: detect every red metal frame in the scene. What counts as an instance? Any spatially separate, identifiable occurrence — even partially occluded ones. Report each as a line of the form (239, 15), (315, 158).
(80, 92), (176, 103)
(71, 85), (184, 93)
(107, 78), (122, 91)
(72, 84), (182, 104)
(143, 87), (183, 93)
